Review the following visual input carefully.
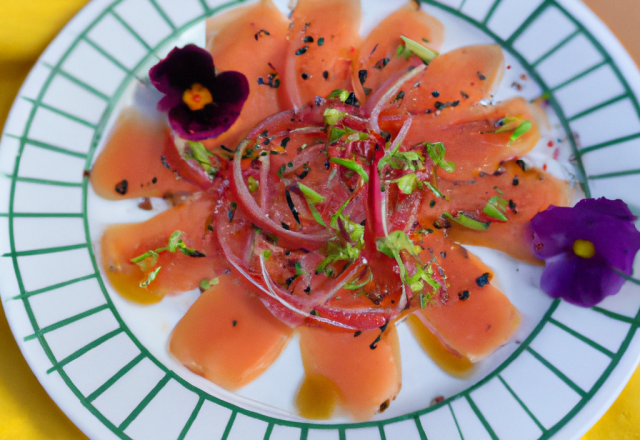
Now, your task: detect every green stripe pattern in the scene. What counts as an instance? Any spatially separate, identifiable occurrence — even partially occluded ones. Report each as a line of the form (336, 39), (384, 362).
(1, 0), (640, 438)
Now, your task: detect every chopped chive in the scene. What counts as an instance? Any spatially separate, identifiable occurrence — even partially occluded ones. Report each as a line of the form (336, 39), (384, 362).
(400, 35), (439, 63)
(443, 212), (490, 230)
(330, 158), (369, 182)
(140, 267), (161, 288)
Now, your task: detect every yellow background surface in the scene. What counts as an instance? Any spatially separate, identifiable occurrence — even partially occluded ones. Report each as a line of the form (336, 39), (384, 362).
(0, 0), (639, 439)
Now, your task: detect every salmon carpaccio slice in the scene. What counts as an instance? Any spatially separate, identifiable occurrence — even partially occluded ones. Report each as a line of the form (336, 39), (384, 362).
(283, 0), (362, 110)
(91, 108), (199, 200)
(382, 98), (541, 180)
(203, 0), (291, 152)
(377, 44), (504, 119)
(298, 323), (401, 421)
(352, 1), (443, 104)
(101, 193), (225, 304)
(412, 233), (520, 363)
(169, 274), (294, 390)
(418, 161), (573, 264)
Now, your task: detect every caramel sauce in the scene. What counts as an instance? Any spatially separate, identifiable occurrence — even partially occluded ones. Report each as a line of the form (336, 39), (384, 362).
(406, 316), (476, 378)
(295, 374), (341, 420)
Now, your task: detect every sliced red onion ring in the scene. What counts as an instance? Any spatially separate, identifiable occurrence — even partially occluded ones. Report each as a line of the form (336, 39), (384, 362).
(259, 255), (358, 330)
(368, 64), (426, 133)
(231, 139), (334, 250)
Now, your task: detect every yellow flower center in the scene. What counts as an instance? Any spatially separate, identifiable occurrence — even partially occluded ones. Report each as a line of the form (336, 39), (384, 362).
(182, 83), (213, 111)
(573, 239), (595, 259)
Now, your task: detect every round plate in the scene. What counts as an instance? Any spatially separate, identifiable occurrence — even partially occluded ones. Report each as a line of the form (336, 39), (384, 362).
(2, 0), (640, 439)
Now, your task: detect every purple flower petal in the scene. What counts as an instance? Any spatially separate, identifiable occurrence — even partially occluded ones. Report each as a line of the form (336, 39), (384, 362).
(148, 44), (249, 140)
(531, 197), (640, 307)
(540, 253), (625, 307)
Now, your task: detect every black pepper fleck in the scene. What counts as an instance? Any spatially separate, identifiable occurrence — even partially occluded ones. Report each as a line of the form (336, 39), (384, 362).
(232, 320), (237, 327)
(358, 69), (368, 85)
(476, 273), (490, 287)
(115, 179), (128, 195)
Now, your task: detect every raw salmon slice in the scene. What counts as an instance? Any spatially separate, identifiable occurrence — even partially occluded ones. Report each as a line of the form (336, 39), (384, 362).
(298, 323), (401, 421)
(382, 98), (541, 180)
(378, 44), (504, 119)
(352, 1), (443, 103)
(418, 161), (573, 264)
(91, 108), (198, 200)
(413, 233), (520, 362)
(101, 192), (224, 304)
(169, 274), (294, 390)
(203, 0), (291, 152)
(283, 0), (362, 110)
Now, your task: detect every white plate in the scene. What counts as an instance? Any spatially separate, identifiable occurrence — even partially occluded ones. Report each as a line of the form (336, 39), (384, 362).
(2, 0), (640, 439)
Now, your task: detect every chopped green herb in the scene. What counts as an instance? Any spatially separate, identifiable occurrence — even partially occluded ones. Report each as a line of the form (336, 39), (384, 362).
(510, 121), (532, 142)
(329, 127), (347, 143)
(199, 277), (219, 290)
(324, 108), (347, 126)
(483, 196), (509, 222)
(184, 141), (217, 180)
(327, 89), (350, 102)
(330, 157), (369, 182)
(248, 175), (259, 193)
(442, 212), (490, 230)
(298, 182), (325, 204)
(400, 35), (439, 63)
(140, 266), (161, 288)
(344, 271), (373, 290)
(425, 142), (456, 173)
(424, 181), (445, 199)
(393, 173), (419, 195)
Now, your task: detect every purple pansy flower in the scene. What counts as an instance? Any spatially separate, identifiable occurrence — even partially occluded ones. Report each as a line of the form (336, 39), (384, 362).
(149, 44), (249, 141)
(531, 198), (640, 307)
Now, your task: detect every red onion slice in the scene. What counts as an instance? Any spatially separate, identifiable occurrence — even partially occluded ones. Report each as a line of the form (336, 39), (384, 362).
(368, 64), (426, 133)
(231, 139), (334, 250)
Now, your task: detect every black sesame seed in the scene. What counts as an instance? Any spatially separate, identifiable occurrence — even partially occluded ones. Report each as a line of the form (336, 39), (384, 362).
(458, 290), (470, 301)
(322, 70), (329, 80)
(303, 35), (314, 43)
(295, 46), (309, 56)
(318, 37), (325, 46)
(301, 72), (309, 80)
(477, 71), (487, 80)
(430, 200), (436, 207)
(512, 176), (519, 186)
(432, 90), (440, 97)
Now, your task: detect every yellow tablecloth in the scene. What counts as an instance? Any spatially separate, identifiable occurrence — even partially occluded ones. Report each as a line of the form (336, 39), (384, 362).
(0, 0), (639, 438)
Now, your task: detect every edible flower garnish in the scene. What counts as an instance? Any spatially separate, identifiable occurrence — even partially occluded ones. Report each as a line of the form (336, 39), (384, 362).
(149, 44), (249, 140)
(530, 198), (640, 307)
